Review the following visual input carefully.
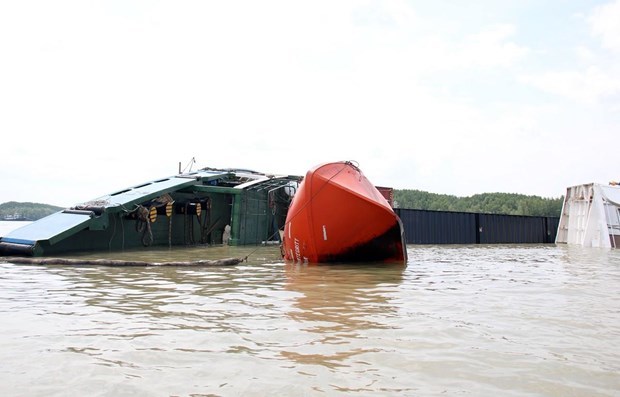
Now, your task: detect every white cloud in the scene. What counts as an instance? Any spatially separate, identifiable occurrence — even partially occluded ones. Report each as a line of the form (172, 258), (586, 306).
(575, 45), (597, 63)
(0, 1), (618, 205)
(520, 1), (620, 106)
(458, 24), (529, 69)
(352, 22), (528, 75)
(520, 66), (620, 104)
(589, 0), (620, 52)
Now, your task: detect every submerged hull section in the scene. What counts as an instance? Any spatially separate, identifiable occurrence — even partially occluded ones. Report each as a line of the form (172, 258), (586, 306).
(282, 162), (407, 264)
(0, 168), (301, 256)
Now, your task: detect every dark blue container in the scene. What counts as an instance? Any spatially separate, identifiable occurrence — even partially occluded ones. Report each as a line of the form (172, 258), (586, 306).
(395, 208), (559, 245)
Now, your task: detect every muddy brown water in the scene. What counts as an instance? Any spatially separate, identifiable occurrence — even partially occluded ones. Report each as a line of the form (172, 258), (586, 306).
(1, 222), (619, 396)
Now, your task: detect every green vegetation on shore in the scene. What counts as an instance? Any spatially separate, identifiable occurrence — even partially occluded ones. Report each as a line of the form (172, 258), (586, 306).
(0, 201), (63, 221)
(1, 190), (564, 221)
(394, 190), (563, 217)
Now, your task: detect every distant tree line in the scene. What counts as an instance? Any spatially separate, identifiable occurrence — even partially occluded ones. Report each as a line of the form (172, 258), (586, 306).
(1, 191), (565, 221)
(0, 201), (63, 221)
(393, 190), (563, 217)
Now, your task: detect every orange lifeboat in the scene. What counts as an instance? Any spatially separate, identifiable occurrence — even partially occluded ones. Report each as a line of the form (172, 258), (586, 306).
(282, 161), (407, 264)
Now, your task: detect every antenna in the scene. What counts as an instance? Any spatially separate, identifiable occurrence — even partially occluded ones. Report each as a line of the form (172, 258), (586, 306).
(180, 157), (197, 174)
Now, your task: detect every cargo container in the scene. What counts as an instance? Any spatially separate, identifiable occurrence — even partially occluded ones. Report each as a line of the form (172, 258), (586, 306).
(396, 208), (559, 245)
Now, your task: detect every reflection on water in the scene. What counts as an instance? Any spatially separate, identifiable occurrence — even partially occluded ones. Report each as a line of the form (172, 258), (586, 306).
(0, 244), (619, 396)
(281, 264), (405, 369)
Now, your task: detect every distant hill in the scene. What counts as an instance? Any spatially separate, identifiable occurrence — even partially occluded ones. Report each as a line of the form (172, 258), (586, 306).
(1, 190), (564, 221)
(393, 190), (563, 217)
(0, 201), (64, 221)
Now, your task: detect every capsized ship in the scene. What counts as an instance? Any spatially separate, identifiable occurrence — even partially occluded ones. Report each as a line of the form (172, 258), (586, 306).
(555, 181), (620, 248)
(282, 161), (407, 264)
(0, 167), (301, 256)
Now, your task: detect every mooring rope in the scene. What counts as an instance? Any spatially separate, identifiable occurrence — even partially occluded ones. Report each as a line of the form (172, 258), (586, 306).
(135, 205), (153, 247)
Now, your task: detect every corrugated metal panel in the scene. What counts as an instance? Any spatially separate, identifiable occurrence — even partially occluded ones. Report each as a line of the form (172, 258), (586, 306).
(396, 208), (559, 245)
(546, 217), (560, 243)
(233, 191), (270, 245)
(476, 214), (546, 244)
(1, 211), (92, 245)
(80, 170), (231, 210)
(396, 209), (477, 244)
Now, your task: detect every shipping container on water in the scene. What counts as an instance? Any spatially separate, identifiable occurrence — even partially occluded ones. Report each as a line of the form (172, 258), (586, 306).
(395, 208), (559, 245)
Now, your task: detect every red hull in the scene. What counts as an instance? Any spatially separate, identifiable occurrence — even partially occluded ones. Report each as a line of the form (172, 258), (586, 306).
(282, 162), (407, 264)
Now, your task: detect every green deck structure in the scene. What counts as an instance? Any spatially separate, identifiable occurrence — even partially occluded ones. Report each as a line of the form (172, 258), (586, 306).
(0, 168), (301, 256)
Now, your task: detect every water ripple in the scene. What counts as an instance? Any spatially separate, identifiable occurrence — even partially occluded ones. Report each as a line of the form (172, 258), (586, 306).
(1, 245), (619, 396)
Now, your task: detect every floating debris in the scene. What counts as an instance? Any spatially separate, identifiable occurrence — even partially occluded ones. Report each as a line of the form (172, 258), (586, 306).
(1, 256), (245, 267)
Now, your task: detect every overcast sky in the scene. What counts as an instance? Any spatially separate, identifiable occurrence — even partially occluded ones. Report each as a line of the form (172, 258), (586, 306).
(1, 0), (619, 207)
